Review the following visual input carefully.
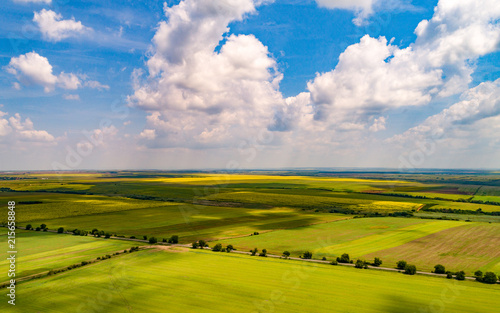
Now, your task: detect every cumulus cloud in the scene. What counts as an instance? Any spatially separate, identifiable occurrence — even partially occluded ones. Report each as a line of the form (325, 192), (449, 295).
(316, 0), (375, 25)
(316, 0), (417, 26)
(302, 0), (500, 134)
(129, 0), (285, 148)
(6, 52), (107, 93)
(33, 9), (90, 42)
(389, 79), (500, 145)
(0, 112), (55, 143)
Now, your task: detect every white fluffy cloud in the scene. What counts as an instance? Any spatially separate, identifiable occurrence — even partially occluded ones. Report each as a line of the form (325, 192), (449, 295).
(315, 0), (416, 26)
(6, 52), (107, 93)
(0, 112), (55, 143)
(129, 0), (285, 148)
(33, 9), (90, 42)
(389, 79), (500, 145)
(303, 0), (500, 134)
(316, 0), (375, 25)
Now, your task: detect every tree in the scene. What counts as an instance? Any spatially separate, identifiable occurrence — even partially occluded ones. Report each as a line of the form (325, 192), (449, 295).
(250, 248), (258, 256)
(474, 270), (483, 282)
(143, 235), (148, 240)
(26, 224), (32, 230)
(259, 249), (267, 257)
(192, 242), (199, 249)
(92, 228), (99, 235)
(40, 223), (47, 229)
(446, 272), (453, 279)
(455, 271), (466, 280)
(162, 238), (167, 243)
(105, 233), (111, 239)
(168, 235), (179, 244)
(373, 257), (382, 267)
(149, 237), (158, 244)
(226, 244), (234, 252)
(212, 243), (222, 252)
(397, 260), (407, 270)
(35, 227), (41, 231)
(330, 260), (338, 265)
(199, 240), (206, 248)
(434, 264), (446, 274)
(337, 253), (350, 263)
(302, 251), (313, 259)
(282, 251), (290, 258)
(355, 259), (365, 269)
(57, 227), (64, 233)
(404, 264), (417, 275)
(482, 272), (498, 284)
(322, 257), (327, 261)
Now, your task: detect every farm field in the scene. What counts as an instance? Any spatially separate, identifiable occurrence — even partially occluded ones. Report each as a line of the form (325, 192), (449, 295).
(363, 223), (500, 273)
(1, 248), (497, 313)
(217, 218), (488, 270)
(0, 228), (145, 281)
(0, 192), (172, 223)
(12, 202), (350, 243)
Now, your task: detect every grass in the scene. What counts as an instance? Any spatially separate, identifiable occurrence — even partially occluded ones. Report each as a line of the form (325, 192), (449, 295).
(15, 202), (350, 243)
(217, 218), (462, 259)
(0, 229), (145, 281)
(363, 222), (500, 273)
(2, 248), (497, 312)
(0, 192), (173, 223)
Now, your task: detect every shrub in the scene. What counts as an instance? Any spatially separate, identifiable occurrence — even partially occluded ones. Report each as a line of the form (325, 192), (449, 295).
(143, 235), (148, 240)
(168, 235), (179, 244)
(302, 251), (313, 259)
(330, 260), (338, 265)
(474, 270), (483, 282)
(253, 232), (259, 235)
(250, 248), (258, 256)
(434, 264), (446, 274)
(337, 253), (350, 263)
(130, 236), (136, 239)
(191, 242), (199, 249)
(455, 271), (466, 280)
(259, 249), (267, 257)
(396, 260), (407, 270)
(226, 244), (234, 252)
(57, 227), (64, 233)
(355, 259), (365, 269)
(482, 272), (498, 284)
(446, 271), (453, 279)
(48, 270), (55, 276)
(282, 251), (290, 258)
(43, 228), (48, 232)
(35, 227), (41, 231)
(373, 257), (382, 267)
(404, 264), (417, 275)
(105, 233), (111, 239)
(149, 237), (158, 244)
(162, 238), (167, 242)
(322, 257), (327, 261)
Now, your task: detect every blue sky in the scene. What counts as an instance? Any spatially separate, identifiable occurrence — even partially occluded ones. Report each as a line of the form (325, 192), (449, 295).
(1, 0), (500, 170)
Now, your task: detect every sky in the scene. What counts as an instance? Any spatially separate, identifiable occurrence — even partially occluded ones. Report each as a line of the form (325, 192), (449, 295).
(1, 0), (500, 171)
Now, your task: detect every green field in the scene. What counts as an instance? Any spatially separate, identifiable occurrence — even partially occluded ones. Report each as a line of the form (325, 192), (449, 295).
(0, 228), (145, 281)
(217, 218), (491, 271)
(1, 248), (497, 313)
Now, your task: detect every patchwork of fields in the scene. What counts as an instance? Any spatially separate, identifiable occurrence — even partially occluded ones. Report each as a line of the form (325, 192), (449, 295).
(0, 249), (497, 313)
(0, 172), (499, 312)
